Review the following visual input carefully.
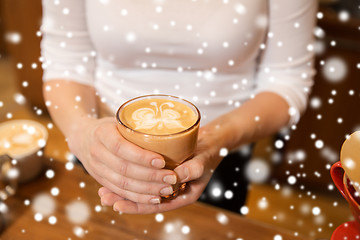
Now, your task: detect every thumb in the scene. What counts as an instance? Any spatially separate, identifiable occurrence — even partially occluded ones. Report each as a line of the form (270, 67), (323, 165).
(174, 157), (205, 183)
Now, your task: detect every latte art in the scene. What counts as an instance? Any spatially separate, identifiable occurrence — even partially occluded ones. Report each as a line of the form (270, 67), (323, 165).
(119, 97), (198, 135)
(132, 102), (185, 131)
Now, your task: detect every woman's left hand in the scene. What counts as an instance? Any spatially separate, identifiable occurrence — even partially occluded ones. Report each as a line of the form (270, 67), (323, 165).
(98, 128), (223, 214)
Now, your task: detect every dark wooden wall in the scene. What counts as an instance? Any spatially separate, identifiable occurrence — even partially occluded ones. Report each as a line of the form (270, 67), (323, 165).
(0, 0), (44, 110)
(273, 6), (360, 193)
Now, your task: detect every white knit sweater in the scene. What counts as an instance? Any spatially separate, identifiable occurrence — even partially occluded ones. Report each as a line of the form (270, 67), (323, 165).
(41, 0), (317, 125)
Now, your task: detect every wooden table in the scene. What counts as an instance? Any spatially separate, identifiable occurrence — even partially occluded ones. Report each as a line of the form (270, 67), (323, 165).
(0, 158), (308, 240)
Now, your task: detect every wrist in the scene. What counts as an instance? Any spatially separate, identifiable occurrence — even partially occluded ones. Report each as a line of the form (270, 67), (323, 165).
(198, 125), (235, 162)
(200, 119), (244, 152)
(65, 114), (97, 142)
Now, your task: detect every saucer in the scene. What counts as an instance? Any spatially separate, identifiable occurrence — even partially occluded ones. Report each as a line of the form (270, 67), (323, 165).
(331, 221), (360, 240)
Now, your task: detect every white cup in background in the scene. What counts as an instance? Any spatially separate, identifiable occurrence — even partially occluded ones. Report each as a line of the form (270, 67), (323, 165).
(0, 119), (48, 200)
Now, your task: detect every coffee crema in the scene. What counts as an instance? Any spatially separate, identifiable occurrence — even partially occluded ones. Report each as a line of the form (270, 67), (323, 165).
(0, 120), (48, 158)
(119, 98), (198, 135)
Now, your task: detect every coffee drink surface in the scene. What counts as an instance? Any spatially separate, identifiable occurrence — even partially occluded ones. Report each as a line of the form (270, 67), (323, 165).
(0, 120), (47, 185)
(0, 120), (47, 158)
(119, 98), (198, 135)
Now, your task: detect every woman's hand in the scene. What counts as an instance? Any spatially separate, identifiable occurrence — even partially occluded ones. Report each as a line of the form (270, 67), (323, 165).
(67, 116), (178, 205)
(98, 128), (224, 214)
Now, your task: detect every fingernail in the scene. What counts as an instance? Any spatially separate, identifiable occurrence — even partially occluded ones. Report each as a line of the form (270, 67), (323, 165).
(183, 167), (189, 182)
(160, 186), (173, 196)
(113, 204), (120, 212)
(151, 158), (165, 168)
(150, 197), (161, 204)
(98, 190), (105, 198)
(163, 175), (177, 185)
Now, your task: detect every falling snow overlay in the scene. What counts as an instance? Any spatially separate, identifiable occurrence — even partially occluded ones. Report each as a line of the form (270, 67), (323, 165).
(0, 0), (359, 239)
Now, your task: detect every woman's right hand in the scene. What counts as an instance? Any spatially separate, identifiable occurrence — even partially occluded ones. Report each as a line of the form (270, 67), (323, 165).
(67, 116), (178, 205)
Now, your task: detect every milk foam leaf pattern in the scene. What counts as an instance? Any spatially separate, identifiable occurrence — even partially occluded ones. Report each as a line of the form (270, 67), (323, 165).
(132, 108), (159, 130)
(160, 109), (185, 129)
(131, 102), (185, 131)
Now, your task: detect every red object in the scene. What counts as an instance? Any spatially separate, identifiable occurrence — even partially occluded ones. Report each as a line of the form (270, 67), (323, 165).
(331, 221), (360, 240)
(330, 161), (360, 238)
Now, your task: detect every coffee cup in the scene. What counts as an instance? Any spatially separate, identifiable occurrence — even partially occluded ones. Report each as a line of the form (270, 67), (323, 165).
(116, 95), (200, 199)
(331, 131), (360, 232)
(331, 161), (360, 229)
(0, 119), (48, 200)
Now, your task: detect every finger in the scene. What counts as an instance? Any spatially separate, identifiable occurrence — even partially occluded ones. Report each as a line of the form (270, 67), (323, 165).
(113, 185), (197, 214)
(91, 159), (174, 196)
(174, 156), (206, 183)
(91, 143), (177, 184)
(94, 123), (165, 168)
(91, 168), (163, 204)
(113, 199), (162, 214)
(101, 192), (124, 206)
(98, 186), (112, 197)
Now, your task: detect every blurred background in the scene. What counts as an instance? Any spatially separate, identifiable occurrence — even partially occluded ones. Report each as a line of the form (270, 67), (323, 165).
(0, 0), (359, 239)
